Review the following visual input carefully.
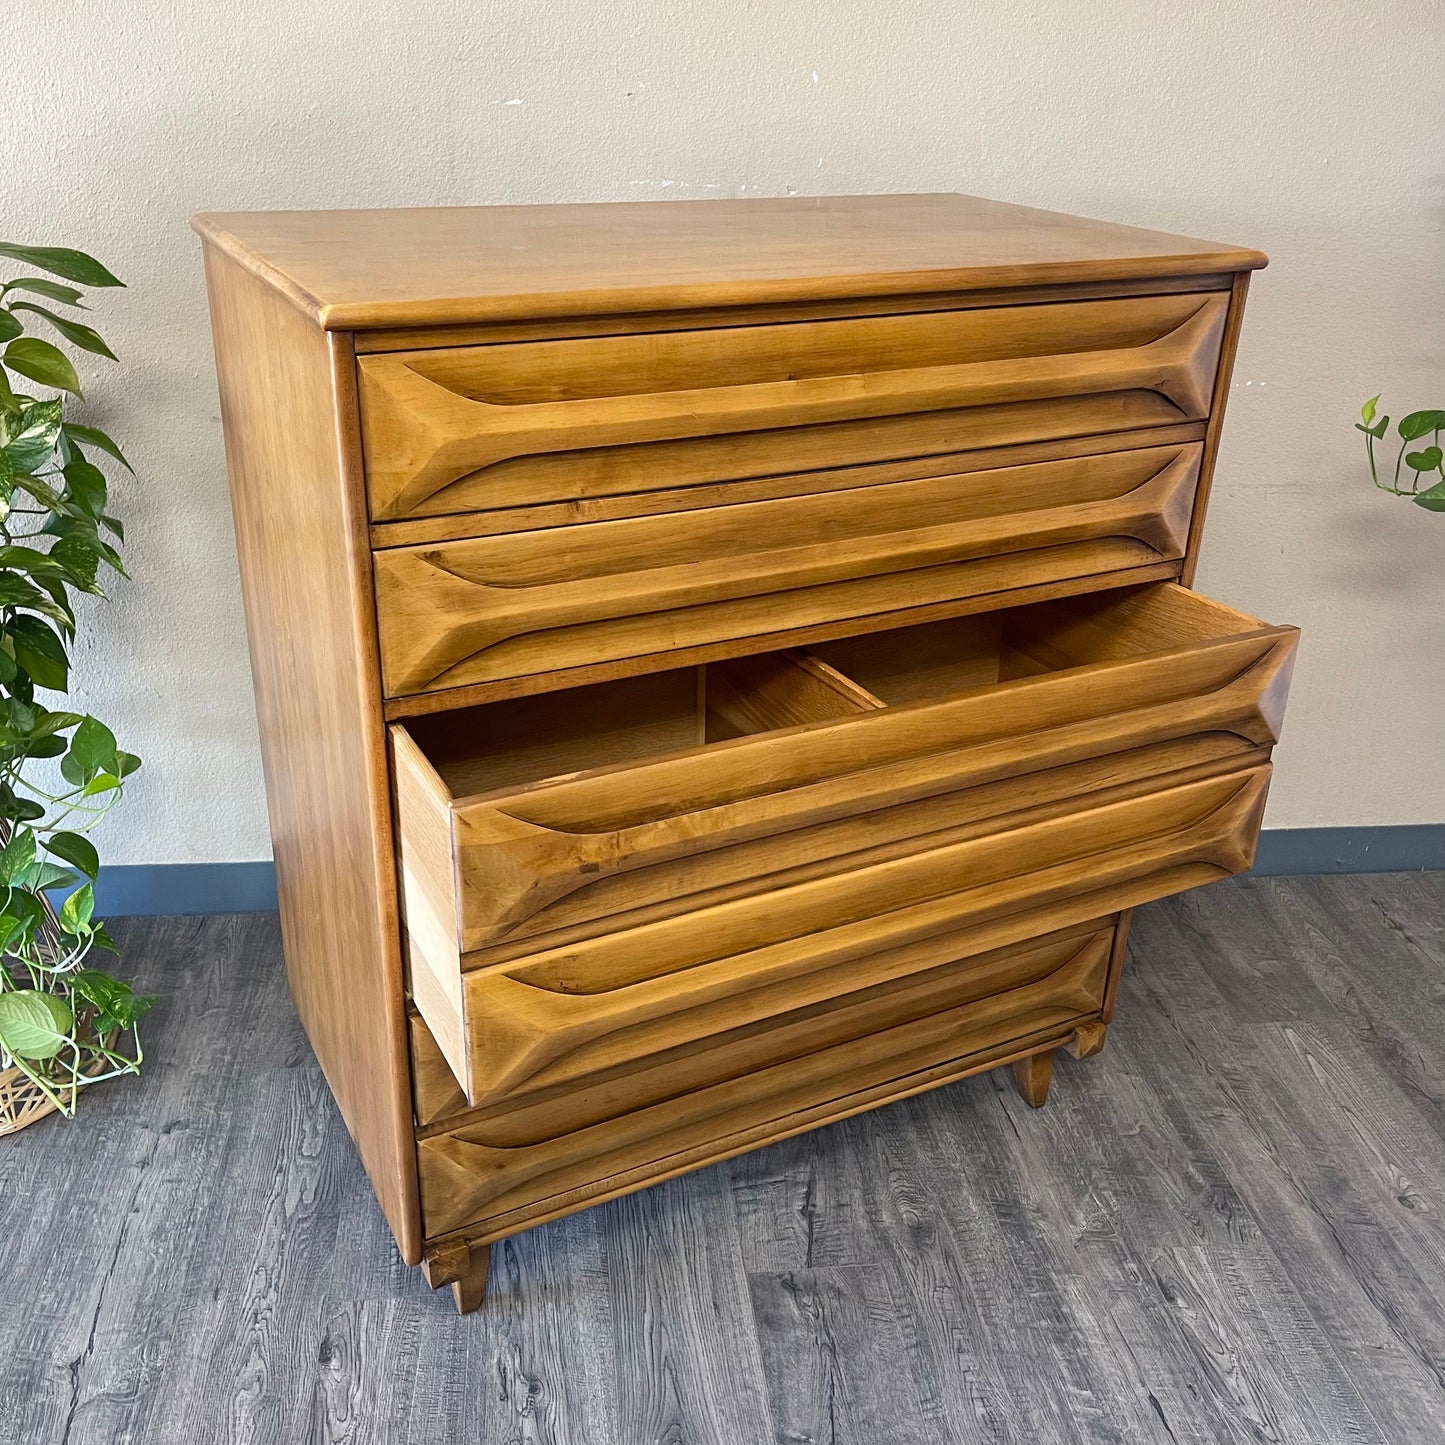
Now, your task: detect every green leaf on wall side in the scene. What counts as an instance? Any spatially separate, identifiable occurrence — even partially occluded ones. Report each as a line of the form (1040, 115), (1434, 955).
(58, 882), (94, 935)
(2, 278), (88, 307)
(61, 423), (131, 470)
(1397, 410), (1445, 441)
(1414, 479), (1445, 512)
(8, 304), (117, 361)
(0, 243), (123, 288)
(4, 337), (82, 396)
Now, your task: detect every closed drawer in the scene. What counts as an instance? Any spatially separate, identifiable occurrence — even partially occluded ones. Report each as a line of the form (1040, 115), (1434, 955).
(373, 441), (1202, 697)
(359, 292), (1227, 523)
(391, 582), (1295, 1106)
(414, 921), (1116, 1237)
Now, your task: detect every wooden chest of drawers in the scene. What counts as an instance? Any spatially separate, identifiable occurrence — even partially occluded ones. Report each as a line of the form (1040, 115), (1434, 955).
(194, 194), (1294, 1312)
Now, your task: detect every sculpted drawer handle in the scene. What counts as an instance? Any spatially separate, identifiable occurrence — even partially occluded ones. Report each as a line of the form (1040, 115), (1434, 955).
(361, 295), (1229, 519)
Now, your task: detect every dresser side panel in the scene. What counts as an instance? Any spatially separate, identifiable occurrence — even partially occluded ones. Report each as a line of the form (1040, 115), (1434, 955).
(202, 247), (420, 1262)
(1181, 270), (1252, 584)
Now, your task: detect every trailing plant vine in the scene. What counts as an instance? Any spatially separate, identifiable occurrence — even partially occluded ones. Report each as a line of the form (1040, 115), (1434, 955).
(1356, 395), (1445, 513)
(0, 240), (150, 1119)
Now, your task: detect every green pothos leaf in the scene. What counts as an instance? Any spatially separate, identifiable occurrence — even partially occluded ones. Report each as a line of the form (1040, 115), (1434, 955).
(7, 303), (115, 360)
(61, 423), (130, 471)
(62, 457), (107, 517)
(0, 826), (35, 883)
(63, 715), (116, 783)
(46, 830), (99, 879)
(58, 881), (94, 934)
(2, 277), (87, 307)
(70, 970), (154, 1032)
(4, 337), (82, 396)
(0, 989), (73, 1061)
(49, 535), (101, 593)
(2, 398), (62, 472)
(1413, 479), (1445, 513)
(0, 243), (122, 287)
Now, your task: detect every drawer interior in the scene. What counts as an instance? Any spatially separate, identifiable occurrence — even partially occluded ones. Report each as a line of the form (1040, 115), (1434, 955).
(401, 649), (880, 803)
(395, 586), (1288, 849)
(808, 583), (1271, 707)
(400, 582), (1276, 805)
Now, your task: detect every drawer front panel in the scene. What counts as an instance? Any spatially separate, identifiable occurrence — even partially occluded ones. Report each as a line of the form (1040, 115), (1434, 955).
(392, 603), (1295, 956)
(360, 292), (1227, 523)
(414, 763), (1268, 1107)
(409, 918), (1117, 1129)
(374, 443), (1201, 697)
(416, 923), (1114, 1236)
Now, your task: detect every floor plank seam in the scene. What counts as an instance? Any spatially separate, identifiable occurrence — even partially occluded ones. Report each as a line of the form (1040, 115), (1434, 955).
(58, 1120), (163, 1445)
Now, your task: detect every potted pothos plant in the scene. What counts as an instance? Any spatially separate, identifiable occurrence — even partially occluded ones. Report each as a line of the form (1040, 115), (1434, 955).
(1356, 395), (1445, 513)
(0, 240), (149, 1135)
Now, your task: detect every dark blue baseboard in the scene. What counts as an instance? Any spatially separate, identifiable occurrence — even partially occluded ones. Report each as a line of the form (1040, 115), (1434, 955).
(93, 861), (278, 917)
(89, 827), (1445, 917)
(1250, 825), (1445, 878)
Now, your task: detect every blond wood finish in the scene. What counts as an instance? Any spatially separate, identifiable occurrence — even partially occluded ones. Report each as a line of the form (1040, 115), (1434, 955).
(365, 424), (1207, 551)
(380, 561), (1187, 718)
(408, 915), (1120, 1133)
(1101, 908), (1133, 1023)
(192, 194), (1265, 332)
(359, 293), (1225, 526)
(1012, 1051), (1055, 1107)
(391, 584), (1295, 964)
(1067, 1021), (1110, 1059)
(409, 760), (1268, 1108)
(1181, 271), (1252, 587)
(416, 925), (1117, 1235)
(421, 1237), (490, 1313)
(352, 275), (1234, 356)
(419, 1011), (1098, 1281)
(373, 443), (1204, 697)
(196, 195), (1283, 1311)
(704, 650), (879, 737)
(201, 250), (419, 1264)
(411, 920), (1114, 1133)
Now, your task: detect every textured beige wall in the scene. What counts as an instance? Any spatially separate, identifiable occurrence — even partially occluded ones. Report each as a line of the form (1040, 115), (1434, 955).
(1, 0), (1441, 861)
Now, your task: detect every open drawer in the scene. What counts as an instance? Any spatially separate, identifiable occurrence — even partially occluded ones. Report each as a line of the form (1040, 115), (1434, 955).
(360, 291), (1227, 522)
(391, 582), (1296, 1106)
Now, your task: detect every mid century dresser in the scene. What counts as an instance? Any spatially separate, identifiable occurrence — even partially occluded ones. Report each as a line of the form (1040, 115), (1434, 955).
(194, 194), (1296, 1312)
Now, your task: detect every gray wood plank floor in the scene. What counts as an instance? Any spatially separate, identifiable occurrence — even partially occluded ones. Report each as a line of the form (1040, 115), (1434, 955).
(2, 872), (1443, 1444)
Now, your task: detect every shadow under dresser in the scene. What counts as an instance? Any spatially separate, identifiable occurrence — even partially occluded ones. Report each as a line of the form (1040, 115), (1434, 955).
(193, 193), (1295, 1312)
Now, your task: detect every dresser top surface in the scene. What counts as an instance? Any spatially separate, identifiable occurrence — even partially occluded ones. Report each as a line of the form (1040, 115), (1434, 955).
(193, 192), (1265, 332)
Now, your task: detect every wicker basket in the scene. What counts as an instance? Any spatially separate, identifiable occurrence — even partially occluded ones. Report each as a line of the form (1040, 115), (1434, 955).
(0, 1054), (111, 1137)
(0, 1062), (66, 1135)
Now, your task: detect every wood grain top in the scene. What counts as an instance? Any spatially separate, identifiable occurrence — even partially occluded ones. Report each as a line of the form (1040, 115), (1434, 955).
(191, 193), (1266, 331)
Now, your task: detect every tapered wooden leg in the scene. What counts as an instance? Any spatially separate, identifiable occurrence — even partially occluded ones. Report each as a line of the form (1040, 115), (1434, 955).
(422, 1239), (492, 1315)
(451, 1244), (490, 1315)
(1010, 1049), (1054, 1108)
